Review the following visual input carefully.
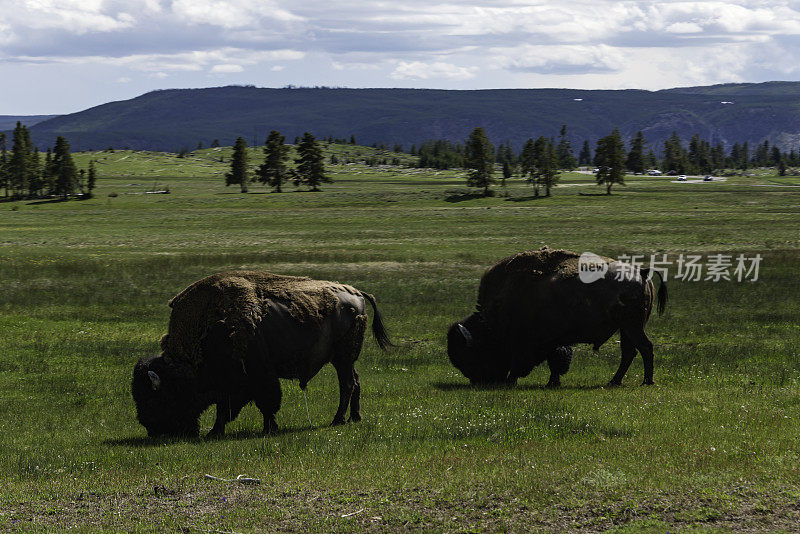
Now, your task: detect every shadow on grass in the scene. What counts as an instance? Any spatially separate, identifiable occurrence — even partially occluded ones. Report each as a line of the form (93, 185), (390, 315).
(504, 195), (549, 202)
(25, 198), (70, 205)
(104, 425), (313, 447)
(432, 381), (605, 392)
(444, 192), (487, 202)
(578, 192), (612, 197)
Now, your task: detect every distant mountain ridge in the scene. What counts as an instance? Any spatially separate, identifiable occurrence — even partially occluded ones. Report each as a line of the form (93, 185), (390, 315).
(17, 82), (800, 153)
(0, 115), (59, 131)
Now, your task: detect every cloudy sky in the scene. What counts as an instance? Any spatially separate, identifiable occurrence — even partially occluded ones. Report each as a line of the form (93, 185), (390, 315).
(2, 0), (799, 114)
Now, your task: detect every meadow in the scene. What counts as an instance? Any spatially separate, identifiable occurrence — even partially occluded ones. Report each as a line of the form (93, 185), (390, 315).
(1, 145), (799, 532)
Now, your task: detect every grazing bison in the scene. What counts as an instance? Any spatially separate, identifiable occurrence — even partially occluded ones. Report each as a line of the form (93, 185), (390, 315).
(132, 271), (392, 437)
(448, 247), (667, 387)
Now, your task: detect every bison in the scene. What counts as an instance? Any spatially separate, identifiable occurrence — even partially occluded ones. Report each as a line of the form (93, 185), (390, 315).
(132, 271), (392, 437)
(448, 247), (667, 387)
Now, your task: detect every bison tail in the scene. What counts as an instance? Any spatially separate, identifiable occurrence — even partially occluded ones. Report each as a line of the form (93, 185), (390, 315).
(643, 269), (668, 316)
(361, 292), (394, 350)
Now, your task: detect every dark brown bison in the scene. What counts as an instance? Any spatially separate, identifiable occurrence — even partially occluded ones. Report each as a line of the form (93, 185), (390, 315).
(448, 247), (667, 387)
(132, 271), (392, 437)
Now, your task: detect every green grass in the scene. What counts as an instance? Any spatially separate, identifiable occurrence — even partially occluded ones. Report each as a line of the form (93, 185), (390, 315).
(1, 152), (799, 531)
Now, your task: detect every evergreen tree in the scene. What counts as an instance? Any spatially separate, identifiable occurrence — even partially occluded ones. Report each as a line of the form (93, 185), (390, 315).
(626, 131), (647, 174)
(87, 160), (97, 197)
(537, 136), (560, 196)
(770, 145), (782, 167)
(28, 148), (41, 197)
(0, 132), (8, 197)
(662, 131), (688, 174)
(579, 140), (592, 166)
(257, 130), (290, 192)
(211, 139), (220, 148)
(225, 137), (250, 193)
(711, 143), (726, 171)
(42, 148), (56, 195)
(501, 160), (512, 195)
(741, 142), (749, 170)
(594, 128), (626, 194)
(294, 132), (330, 191)
(555, 125), (577, 170)
(53, 136), (77, 199)
(464, 127), (494, 195)
(520, 138), (537, 193)
(778, 157), (787, 176)
(350, 135), (356, 145)
(9, 122), (34, 197)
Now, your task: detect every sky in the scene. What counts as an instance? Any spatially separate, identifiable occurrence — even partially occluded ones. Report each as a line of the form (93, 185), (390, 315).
(2, 0), (800, 114)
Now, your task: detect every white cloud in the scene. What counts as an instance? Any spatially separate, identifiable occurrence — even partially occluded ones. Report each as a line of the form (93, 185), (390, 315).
(390, 61), (477, 80)
(493, 44), (625, 75)
(115, 76), (132, 83)
(211, 64), (244, 73)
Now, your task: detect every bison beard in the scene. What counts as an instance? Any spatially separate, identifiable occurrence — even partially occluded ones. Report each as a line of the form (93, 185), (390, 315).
(132, 271), (392, 438)
(447, 247), (666, 387)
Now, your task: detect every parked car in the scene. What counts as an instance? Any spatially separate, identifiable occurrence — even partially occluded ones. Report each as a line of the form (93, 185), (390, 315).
(677, 175), (687, 181)
(648, 169), (663, 176)
(703, 175), (713, 181)
(592, 168), (599, 173)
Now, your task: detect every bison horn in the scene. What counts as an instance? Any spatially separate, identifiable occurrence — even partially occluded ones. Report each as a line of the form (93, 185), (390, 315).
(457, 323), (473, 347)
(148, 370), (161, 391)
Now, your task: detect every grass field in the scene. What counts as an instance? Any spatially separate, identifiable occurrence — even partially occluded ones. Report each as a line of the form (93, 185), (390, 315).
(1, 148), (799, 532)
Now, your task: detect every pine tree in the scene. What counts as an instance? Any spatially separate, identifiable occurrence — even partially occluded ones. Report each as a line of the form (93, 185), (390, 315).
(294, 132), (330, 191)
(0, 132), (8, 197)
(257, 130), (290, 192)
(350, 135), (356, 145)
(662, 131), (688, 174)
(538, 137), (560, 196)
(10, 122), (34, 198)
(770, 146), (782, 167)
(520, 138), (537, 192)
(53, 136), (77, 199)
(225, 137), (250, 193)
(501, 160), (512, 195)
(87, 160), (97, 197)
(211, 139), (220, 148)
(579, 140), (592, 166)
(42, 148), (56, 195)
(594, 128), (626, 195)
(626, 131), (646, 174)
(464, 127), (494, 195)
(555, 125), (577, 170)
(28, 148), (41, 197)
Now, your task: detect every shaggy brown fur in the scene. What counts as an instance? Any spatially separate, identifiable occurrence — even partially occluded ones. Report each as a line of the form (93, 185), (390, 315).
(163, 271), (362, 370)
(132, 271), (392, 437)
(449, 246), (667, 387)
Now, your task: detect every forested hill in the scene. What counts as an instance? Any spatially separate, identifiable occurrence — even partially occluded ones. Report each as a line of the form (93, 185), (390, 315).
(0, 115), (59, 131)
(19, 82), (800, 152)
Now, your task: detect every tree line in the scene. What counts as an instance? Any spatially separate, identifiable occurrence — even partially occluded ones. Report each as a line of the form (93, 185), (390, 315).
(224, 131), (331, 193)
(0, 122), (95, 200)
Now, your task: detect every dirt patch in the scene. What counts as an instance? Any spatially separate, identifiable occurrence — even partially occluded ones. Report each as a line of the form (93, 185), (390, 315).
(4, 483), (799, 532)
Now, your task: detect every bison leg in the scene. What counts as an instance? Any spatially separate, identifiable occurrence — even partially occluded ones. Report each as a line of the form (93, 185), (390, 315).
(633, 332), (655, 385)
(209, 395), (247, 437)
(608, 331), (637, 387)
(349, 368), (362, 422)
(253, 373), (282, 434)
(332, 360), (355, 426)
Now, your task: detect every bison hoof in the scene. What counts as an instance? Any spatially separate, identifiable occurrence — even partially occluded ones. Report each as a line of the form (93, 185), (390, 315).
(263, 417), (279, 435)
(331, 417), (347, 426)
(545, 381), (561, 389)
(349, 412), (362, 423)
(605, 380), (622, 388)
(642, 379), (655, 386)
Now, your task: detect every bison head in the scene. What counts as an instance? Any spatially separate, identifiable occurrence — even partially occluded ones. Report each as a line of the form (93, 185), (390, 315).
(447, 313), (511, 385)
(131, 355), (199, 437)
